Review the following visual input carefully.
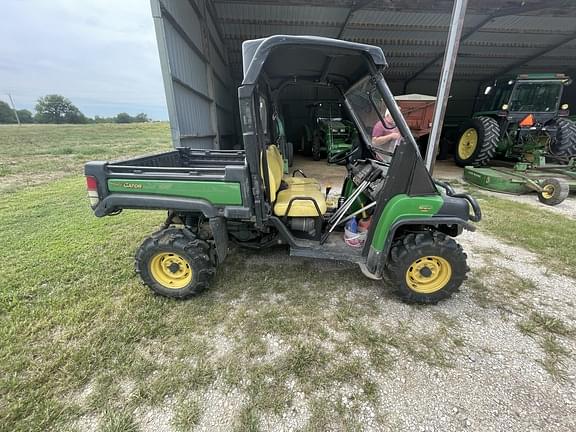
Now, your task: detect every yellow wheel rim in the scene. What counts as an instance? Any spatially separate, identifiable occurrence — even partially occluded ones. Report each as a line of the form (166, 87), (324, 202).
(149, 252), (193, 289)
(458, 128), (478, 160)
(541, 184), (555, 200)
(405, 256), (452, 294)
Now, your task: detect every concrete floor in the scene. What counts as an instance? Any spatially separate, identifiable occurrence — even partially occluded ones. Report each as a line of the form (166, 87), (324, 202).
(291, 154), (464, 192)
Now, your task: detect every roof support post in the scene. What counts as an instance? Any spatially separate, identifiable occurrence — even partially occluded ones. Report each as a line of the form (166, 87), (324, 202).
(425, 0), (468, 174)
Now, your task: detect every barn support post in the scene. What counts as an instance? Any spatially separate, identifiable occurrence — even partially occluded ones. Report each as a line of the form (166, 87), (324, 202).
(425, 0), (469, 174)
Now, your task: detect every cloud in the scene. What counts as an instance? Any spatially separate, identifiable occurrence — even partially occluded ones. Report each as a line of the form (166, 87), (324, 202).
(0, 0), (168, 119)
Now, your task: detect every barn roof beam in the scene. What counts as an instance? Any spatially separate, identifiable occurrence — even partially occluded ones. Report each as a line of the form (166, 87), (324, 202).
(486, 31), (576, 79)
(319, 0), (375, 81)
(403, 0), (572, 86)
(215, 17), (576, 37)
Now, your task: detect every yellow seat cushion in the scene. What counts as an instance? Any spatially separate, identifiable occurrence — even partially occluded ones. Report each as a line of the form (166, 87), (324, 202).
(274, 188), (327, 217)
(283, 176), (321, 190)
(261, 146), (284, 202)
(267, 144), (321, 190)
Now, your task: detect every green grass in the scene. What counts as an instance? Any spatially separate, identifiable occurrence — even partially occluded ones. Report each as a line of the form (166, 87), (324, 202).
(1, 124), (575, 430)
(475, 193), (576, 275)
(0, 173), (475, 430)
(0, 123), (171, 193)
(518, 312), (574, 381)
(0, 174), (461, 431)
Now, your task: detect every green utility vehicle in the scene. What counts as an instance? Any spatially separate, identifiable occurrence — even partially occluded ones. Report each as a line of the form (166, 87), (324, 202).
(455, 73), (576, 167)
(85, 35), (481, 304)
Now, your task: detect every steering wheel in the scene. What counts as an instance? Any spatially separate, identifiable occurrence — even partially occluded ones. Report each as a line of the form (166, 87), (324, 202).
(328, 146), (359, 165)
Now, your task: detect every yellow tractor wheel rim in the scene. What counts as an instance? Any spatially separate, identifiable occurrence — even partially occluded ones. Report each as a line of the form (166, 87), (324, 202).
(149, 252), (193, 289)
(458, 128), (478, 160)
(405, 256), (452, 294)
(541, 184), (555, 200)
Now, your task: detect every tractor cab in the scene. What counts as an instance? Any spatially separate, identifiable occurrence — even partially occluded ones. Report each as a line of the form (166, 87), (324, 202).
(477, 73), (572, 124)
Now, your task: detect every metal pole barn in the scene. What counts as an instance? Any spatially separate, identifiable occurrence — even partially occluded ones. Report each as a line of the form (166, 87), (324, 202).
(424, 0), (469, 174)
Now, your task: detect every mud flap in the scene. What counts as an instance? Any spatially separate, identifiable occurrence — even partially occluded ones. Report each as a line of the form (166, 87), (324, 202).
(209, 216), (228, 264)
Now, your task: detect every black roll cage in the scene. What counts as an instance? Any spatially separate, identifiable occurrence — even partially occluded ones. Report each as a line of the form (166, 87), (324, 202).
(237, 35), (435, 229)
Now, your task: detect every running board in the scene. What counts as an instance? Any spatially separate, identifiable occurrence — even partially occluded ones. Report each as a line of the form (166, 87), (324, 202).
(289, 234), (364, 264)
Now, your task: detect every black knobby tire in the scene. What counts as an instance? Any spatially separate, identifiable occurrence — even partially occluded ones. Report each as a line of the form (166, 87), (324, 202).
(537, 178), (569, 206)
(384, 231), (469, 304)
(454, 116), (500, 167)
(287, 141), (294, 167)
(135, 228), (215, 298)
(300, 126), (312, 155)
(312, 134), (322, 161)
(552, 118), (576, 158)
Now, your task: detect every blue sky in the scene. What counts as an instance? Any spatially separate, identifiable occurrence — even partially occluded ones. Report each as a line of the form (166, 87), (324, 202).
(0, 0), (168, 120)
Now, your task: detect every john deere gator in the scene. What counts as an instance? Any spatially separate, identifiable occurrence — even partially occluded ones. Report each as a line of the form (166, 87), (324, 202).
(85, 35), (481, 304)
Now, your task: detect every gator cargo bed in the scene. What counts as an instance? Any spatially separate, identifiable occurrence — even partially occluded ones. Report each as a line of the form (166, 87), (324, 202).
(85, 148), (253, 218)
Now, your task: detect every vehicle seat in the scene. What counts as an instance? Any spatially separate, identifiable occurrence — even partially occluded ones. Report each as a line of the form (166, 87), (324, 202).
(262, 145), (327, 217)
(268, 145), (320, 190)
(274, 188), (327, 216)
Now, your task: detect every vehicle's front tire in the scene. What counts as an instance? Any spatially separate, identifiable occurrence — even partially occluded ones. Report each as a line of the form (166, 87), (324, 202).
(454, 117), (500, 167)
(384, 231), (468, 304)
(135, 228), (215, 298)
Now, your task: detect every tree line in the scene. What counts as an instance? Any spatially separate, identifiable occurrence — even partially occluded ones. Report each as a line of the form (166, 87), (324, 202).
(0, 94), (150, 124)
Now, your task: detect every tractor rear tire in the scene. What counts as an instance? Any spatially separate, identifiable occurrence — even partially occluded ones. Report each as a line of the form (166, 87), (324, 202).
(454, 116), (500, 167)
(552, 118), (576, 158)
(135, 228), (215, 298)
(537, 178), (569, 206)
(384, 231), (468, 304)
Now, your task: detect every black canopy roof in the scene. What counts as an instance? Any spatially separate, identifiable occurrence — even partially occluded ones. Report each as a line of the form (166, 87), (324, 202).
(241, 35), (388, 90)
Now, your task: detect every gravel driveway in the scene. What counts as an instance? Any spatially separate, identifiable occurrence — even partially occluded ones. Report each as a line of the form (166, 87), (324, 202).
(97, 228), (576, 432)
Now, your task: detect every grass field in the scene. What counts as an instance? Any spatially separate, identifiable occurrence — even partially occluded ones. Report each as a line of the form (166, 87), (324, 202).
(1, 124), (575, 431)
(0, 123), (171, 193)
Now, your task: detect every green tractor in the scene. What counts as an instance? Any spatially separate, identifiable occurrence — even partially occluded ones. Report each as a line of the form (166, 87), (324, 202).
(312, 117), (357, 163)
(85, 35), (481, 304)
(455, 73), (576, 167)
(301, 103), (357, 162)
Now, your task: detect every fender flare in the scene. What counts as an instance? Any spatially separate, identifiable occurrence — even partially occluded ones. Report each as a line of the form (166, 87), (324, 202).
(95, 194), (230, 263)
(365, 217), (474, 275)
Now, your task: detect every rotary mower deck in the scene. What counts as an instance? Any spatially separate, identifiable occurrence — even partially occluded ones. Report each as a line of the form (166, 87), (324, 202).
(464, 160), (576, 205)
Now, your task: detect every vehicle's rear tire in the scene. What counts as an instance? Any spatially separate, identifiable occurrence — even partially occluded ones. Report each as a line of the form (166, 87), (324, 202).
(135, 228), (215, 298)
(454, 117), (500, 167)
(552, 118), (576, 158)
(537, 178), (569, 206)
(384, 231), (468, 304)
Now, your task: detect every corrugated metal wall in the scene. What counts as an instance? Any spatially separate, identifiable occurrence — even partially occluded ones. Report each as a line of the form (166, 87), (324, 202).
(151, 0), (237, 149)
